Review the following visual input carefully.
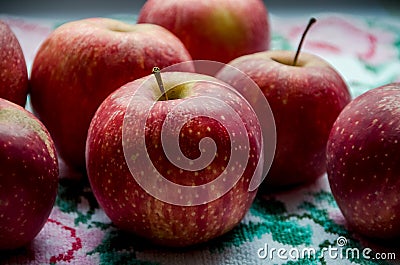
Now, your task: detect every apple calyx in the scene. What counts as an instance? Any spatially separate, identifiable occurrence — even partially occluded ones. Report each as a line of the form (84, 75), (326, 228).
(292, 17), (317, 66)
(152, 66), (169, 101)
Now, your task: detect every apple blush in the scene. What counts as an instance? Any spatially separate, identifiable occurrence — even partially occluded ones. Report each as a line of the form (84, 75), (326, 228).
(218, 18), (351, 187)
(0, 20), (29, 107)
(327, 83), (400, 240)
(0, 98), (58, 250)
(86, 71), (263, 247)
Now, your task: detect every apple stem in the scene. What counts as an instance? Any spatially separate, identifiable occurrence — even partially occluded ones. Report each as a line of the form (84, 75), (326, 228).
(292, 17), (317, 66)
(152, 67), (168, 100)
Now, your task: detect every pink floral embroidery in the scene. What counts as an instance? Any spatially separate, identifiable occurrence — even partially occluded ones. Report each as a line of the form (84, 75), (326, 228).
(47, 219), (82, 263)
(25, 208), (106, 264)
(273, 14), (397, 65)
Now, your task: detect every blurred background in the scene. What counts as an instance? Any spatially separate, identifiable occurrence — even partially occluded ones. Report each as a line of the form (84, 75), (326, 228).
(1, 0), (399, 19)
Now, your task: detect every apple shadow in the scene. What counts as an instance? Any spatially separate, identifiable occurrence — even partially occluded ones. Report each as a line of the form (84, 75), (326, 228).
(0, 242), (36, 264)
(257, 174), (323, 195)
(86, 226), (227, 264)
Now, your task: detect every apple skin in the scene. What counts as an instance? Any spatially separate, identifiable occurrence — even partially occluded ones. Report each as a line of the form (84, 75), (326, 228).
(217, 50), (351, 187)
(0, 20), (28, 107)
(327, 83), (400, 239)
(0, 98), (58, 250)
(86, 72), (263, 247)
(137, 0), (270, 63)
(30, 18), (193, 172)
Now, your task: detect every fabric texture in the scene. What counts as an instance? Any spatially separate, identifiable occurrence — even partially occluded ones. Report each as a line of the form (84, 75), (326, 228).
(1, 13), (400, 265)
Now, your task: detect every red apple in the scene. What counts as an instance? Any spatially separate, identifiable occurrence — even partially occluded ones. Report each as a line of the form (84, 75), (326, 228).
(326, 83), (400, 239)
(217, 50), (351, 187)
(30, 18), (193, 171)
(86, 71), (263, 246)
(0, 20), (28, 107)
(137, 0), (270, 63)
(0, 98), (58, 250)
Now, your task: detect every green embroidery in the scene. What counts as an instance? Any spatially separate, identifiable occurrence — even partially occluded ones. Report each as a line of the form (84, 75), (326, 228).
(297, 201), (347, 236)
(89, 221), (113, 230)
(55, 179), (99, 226)
(251, 198), (313, 246)
(251, 197), (287, 216)
(210, 197), (312, 253)
(310, 191), (337, 207)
